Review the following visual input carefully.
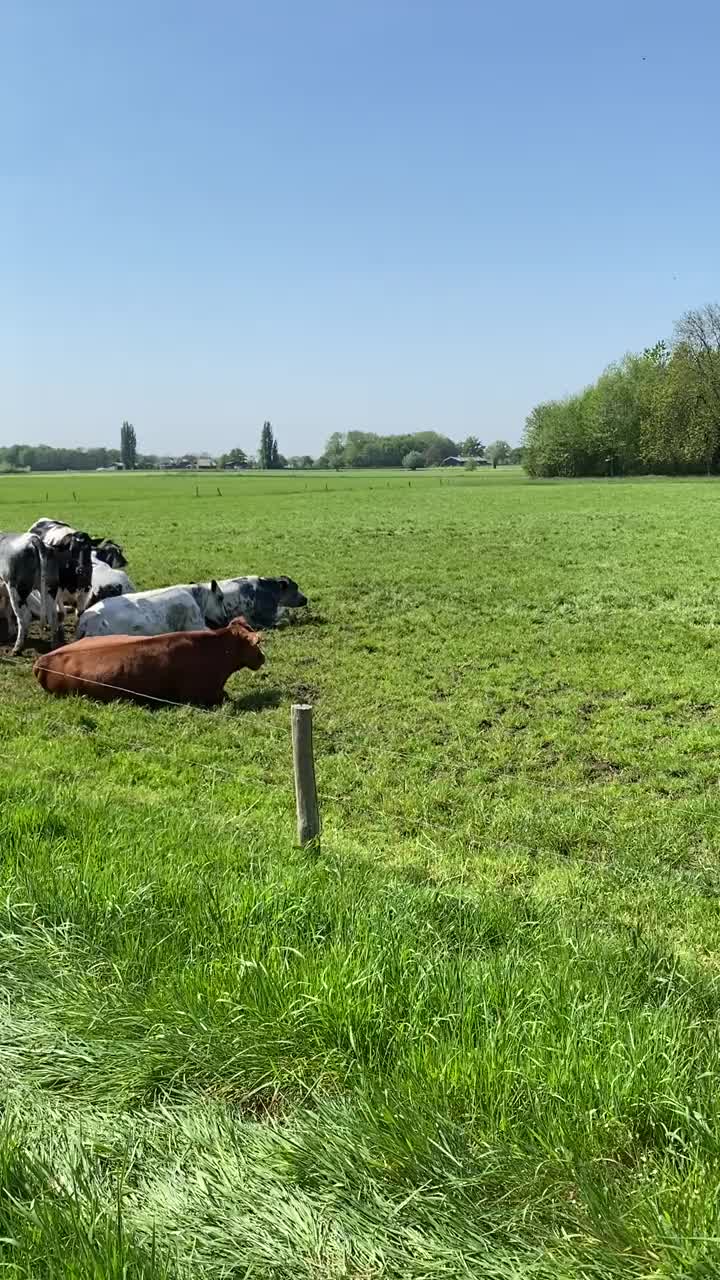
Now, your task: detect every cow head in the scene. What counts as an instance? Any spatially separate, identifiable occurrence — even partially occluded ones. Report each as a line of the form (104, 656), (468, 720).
(91, 537), (128, 569)
(71, 532), (93, 592)
(227, 616), (265, 670)
(203, 580), (227, 629)
(261, 576), (308, 609)
(54, 530), (93, 592)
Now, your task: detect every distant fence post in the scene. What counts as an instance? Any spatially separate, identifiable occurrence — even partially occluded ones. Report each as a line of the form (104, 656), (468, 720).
(72, 490), (78, 502)
(291, 704), (320, 847)
(195, 485), (199, 497)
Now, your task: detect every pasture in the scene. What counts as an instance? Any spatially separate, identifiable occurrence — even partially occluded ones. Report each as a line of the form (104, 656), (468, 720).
(1, 467), (720, 1277)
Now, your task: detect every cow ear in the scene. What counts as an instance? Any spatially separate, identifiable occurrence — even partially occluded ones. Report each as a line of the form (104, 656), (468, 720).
(211, 579), (219, 593)
(90, 537), (103, 547)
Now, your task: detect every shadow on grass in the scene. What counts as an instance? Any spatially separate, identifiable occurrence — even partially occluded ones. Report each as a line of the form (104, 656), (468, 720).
(229, 687), (284, 713)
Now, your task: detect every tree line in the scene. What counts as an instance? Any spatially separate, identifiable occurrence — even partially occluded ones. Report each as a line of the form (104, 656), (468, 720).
(250, 425), (519, 470)
(0, 418), (520, 474)
(523, 304), (720, 477)
(316, 431), (519, 469)
(0, 444), (124, 472)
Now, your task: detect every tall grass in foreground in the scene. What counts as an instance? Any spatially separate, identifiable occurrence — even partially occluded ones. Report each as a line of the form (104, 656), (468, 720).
(0, 785), (719, 1276)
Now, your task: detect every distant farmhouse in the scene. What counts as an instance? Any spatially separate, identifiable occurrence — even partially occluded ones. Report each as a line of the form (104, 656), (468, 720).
(440, 455), (490, 467)
(155, 454), (218, 470)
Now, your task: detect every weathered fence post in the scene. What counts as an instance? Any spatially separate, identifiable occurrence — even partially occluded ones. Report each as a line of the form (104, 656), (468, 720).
(291, 704), (320, 847)
(72, 490), (78, 502)
(195, 484), (199, 497)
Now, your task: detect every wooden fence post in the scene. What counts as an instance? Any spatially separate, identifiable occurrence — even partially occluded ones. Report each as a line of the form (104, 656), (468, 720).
(291, 704), (320, 847)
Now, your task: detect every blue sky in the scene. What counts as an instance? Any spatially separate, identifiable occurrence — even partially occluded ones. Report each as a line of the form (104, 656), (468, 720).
(3, 0), (719, 456)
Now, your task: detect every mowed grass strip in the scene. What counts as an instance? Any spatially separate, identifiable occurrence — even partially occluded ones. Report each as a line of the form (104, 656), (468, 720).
(1, 469), (720, 1276)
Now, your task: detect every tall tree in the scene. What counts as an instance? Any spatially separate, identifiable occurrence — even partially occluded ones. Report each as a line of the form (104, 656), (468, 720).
(486, 440), (511, 468)
(324, 432), (346, 469)
(674, 305), (720, 420)
(270, 437), (280, 468)
(424, 436), (458, 465)
(402, 450), (425, 471)
(258, 421), (275, 469)
(460, 436), (483, 457)
(120, 421), (137, 470)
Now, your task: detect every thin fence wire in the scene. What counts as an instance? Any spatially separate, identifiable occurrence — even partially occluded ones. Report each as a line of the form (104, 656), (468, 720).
(0, 728), (565, 843)
(29, 664), (196, 709)
(2, 653), (574, 842)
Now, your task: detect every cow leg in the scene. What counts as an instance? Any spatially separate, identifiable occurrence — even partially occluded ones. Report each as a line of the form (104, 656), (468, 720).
(26, 589), (43, 620)
(75, 588), (92, 616)
(45, 594), (62, 649)
(6, 585), (28, 655)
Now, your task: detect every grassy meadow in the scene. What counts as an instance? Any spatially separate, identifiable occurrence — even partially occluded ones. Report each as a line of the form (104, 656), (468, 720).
(2, 466), (720, 1277)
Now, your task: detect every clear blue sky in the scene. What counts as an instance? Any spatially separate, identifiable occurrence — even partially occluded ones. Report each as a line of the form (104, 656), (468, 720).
(3, 0), (719, 456)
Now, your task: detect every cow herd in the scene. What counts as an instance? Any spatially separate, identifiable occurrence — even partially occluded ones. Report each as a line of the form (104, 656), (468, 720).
(0, 515), (309, 705)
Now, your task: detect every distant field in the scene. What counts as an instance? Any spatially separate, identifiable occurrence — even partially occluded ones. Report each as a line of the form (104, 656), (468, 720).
(2, 467), (720, 1276)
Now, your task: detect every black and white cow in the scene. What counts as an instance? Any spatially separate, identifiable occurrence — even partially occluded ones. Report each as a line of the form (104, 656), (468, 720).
(86, 555), (136, 607)
(28, 518), (128, 620)
(29, 524), (132, 617)
(76, 581), (228, 639)
(90, 538), (128, 571)
(0, 533), (61, 654)
(217, 576), (308, 628)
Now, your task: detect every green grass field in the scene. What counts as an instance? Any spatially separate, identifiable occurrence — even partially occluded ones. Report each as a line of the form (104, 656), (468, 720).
(1, 467), (720, 1277)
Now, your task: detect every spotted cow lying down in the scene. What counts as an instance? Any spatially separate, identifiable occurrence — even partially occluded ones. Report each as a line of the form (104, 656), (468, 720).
(76, 581), (227, 639)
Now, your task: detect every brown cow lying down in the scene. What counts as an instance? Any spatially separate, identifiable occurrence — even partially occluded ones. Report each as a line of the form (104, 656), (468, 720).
(33, 616), (265, 706)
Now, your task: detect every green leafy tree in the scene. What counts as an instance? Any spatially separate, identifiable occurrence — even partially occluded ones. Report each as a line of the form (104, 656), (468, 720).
(402, 450), (425, 471)
(424, 436), (458, 465)
(120, 421), (137, 470)
(486, 440), (511, 468)
(522, 307), (720, 477)
(325, 432), (346, 470)
(460, 436), (483, 458)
